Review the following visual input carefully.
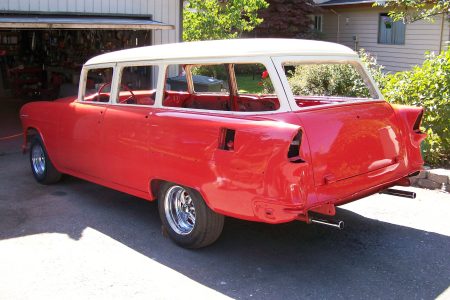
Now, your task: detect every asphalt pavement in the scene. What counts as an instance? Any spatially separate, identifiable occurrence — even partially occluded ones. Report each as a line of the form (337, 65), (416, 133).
(1, 106), (449, 299)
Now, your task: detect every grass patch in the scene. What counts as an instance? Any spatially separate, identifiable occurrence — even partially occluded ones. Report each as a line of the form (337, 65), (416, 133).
(236, 74), (264, 94)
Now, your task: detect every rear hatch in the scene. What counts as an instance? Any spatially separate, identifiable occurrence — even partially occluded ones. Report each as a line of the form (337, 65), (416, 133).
(296, 101), (402, 186)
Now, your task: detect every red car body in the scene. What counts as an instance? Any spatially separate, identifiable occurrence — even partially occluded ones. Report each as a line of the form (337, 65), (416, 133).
(20, 98), (426, 221)
(20, 39), (426, 247)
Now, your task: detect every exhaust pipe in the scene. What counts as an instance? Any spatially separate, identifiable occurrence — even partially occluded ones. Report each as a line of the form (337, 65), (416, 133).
(310, 218), (344, 230)
(380, 188), (416, 199)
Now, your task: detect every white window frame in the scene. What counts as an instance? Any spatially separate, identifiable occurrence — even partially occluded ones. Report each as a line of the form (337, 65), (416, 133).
(314, 15), (323, 32)
(111, 61), (163, 108)
(157, 56), (291, 115)
(378, 13), (406, 45)
(77, 63), (117, 105)
(272, 55), (384, 111)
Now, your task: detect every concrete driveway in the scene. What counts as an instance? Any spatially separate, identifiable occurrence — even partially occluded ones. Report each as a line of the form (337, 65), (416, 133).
(1, 110), (449, 299)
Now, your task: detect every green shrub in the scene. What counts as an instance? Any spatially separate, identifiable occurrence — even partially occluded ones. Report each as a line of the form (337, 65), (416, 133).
(286, 63), (371, 98)
(358, 48), (387, 90)
(283, 49), (384, 98)
(381, 50), (450, 166)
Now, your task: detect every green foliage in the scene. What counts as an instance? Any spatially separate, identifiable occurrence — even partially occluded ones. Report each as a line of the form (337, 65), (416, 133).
(254, 0), (318, 38)
(236, 74), (265, 94)
(191, 65), (228, 79)
(374, 0), (450, 23)
(183, 0), (268, 41)
(283, 49), (384, 98)
(285, 63), (371, 98)
(382, 50), (450, 166)
(358, 48), (387, 90)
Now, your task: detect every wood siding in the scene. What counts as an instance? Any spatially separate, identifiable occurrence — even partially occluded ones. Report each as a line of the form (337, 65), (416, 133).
(0, 0), (181, 46)
(321, 6), (450, 72)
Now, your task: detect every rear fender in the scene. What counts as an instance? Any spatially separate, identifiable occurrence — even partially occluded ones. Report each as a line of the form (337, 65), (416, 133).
(147, 111), (315, 221)
(391, 104), (427, 168)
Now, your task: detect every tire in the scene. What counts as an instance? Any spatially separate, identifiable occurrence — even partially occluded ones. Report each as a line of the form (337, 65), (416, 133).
(158, 182), (224, 249)
(29, 135), (62, 185)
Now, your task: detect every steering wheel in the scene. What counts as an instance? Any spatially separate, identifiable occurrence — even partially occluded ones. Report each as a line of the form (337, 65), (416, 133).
(95, 82), (112, 102)
(97, 82), (137, 104)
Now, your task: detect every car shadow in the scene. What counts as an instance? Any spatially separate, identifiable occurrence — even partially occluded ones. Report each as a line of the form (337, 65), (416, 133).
(1, 153), (450, 299)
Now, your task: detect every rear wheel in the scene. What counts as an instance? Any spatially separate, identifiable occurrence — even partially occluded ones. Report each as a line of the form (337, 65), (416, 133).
(30, 136), (61, 184)
(158, 182), (224, 248)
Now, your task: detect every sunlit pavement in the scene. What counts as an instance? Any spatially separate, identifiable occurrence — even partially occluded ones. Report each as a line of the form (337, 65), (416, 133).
(1, 119), (449, 299)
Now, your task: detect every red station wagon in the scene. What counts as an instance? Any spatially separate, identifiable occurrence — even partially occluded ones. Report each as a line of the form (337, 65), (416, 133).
(20, 39), (426, 248)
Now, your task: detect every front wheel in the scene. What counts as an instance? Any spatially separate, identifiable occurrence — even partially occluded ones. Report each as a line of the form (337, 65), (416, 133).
(158, 182), (224, 248)
(29, 136), (62, 184)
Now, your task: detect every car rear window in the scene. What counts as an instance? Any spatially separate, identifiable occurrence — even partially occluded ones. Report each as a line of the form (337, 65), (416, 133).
(282, 62), (379, 106)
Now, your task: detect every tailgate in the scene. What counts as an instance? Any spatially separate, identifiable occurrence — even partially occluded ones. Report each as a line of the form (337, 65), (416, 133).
(296, 101), (402, 186)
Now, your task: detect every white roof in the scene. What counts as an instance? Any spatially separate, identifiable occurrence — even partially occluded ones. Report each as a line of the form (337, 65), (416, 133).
(85, 38), (357, 66)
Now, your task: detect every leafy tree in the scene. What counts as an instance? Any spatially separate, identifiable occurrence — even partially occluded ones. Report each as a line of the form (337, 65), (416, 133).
(183, 0), (269, 41)
(254, 0), (319, 38)
(375, 0), (450, 23)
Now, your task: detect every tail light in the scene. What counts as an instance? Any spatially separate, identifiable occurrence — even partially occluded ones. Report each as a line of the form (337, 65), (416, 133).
(413, 109), (424, 133)
(288, 131), (305, 163)
(219, 128), (235, 151)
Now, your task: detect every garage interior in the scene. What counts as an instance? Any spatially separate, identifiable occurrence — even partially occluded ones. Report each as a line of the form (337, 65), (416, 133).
(0, 14), (173, 154)
(0, 14), (173, 100)
(0, 29), (152, 100)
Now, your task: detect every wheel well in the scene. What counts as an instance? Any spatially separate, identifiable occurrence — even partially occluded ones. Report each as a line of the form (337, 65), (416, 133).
(24, 127), (39, 152)
(149, 179), (212, 210)
(150, 179), (165, 200)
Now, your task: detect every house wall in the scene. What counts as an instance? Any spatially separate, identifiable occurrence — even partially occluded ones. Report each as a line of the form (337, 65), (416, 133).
(0, 0), (181, 45)
(320, 6), (450, 72)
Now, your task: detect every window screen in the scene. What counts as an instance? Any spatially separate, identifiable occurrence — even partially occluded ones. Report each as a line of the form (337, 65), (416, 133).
(378, 13), (405, 45)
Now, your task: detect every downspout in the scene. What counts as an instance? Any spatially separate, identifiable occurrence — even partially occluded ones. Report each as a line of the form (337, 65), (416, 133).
(330, 9), (340, 43)
(180, 0), (184, 42)
(439, 12), (445, 52)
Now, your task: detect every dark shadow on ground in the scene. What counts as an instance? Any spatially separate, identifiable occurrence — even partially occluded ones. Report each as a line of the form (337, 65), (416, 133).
(0, 100), (26, 155)
(1, 152), (449, 299)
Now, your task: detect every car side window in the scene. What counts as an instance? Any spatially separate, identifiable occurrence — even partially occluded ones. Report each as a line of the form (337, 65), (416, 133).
(162, 63), (280, 112)
(191, 65), (230, 94)
(163, 64), (231, 111)
(83, 68), (113, 102)
(234, 63), (280, 112)
(117, 65), (159, 106)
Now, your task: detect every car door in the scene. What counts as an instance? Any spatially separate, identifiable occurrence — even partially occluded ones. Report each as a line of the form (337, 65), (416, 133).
(58, 66), (114, 178)
(99, 64), (159, 192)
(100, 105), (153, 192)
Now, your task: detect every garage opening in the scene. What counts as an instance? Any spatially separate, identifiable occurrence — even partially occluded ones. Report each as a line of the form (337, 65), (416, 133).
(0, 13), (174, 155)
(0, 14), (173, 101)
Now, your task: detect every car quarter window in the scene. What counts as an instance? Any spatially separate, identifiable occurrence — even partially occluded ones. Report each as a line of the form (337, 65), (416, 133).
(282, 62), (379, 107)
(117, 65), (159, 106)
(83, 67), (114, 102)
(163, 63), (280, 112)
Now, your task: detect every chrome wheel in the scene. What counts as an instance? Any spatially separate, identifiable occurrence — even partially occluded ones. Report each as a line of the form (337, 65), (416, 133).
(31, 143), (46, 176)
(164, 185), (196, 235)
